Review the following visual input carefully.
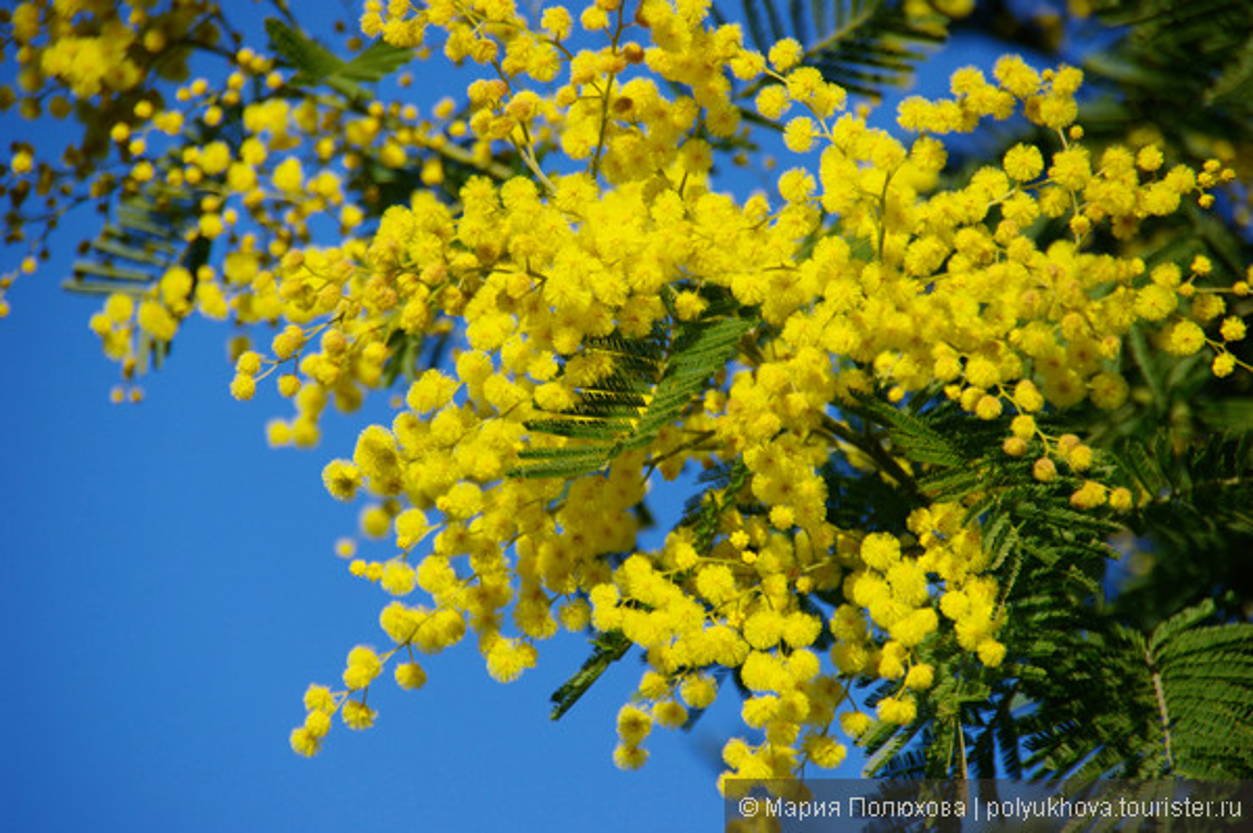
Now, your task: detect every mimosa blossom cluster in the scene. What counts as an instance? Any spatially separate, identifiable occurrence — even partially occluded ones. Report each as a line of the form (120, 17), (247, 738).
(2, 0), (1247, 785)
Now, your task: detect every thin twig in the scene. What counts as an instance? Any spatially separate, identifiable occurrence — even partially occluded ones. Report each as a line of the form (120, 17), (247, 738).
(820, 413), (922, 500)
(1145, 642), (1175, 773)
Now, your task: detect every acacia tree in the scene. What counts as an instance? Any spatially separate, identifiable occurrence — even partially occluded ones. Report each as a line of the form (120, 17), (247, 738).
(2, 0), (1251, 791)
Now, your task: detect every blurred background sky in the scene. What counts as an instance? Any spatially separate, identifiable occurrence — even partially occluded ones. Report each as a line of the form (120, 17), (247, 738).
(0, 3), (1022, 830)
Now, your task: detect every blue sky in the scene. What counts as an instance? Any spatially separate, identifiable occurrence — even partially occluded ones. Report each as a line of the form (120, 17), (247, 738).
(0, 274), (745, 830)
(0, 6), (1025, 831)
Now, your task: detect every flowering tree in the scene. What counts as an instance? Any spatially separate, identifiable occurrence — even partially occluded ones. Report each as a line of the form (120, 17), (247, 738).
(2, 0), (1251, 790)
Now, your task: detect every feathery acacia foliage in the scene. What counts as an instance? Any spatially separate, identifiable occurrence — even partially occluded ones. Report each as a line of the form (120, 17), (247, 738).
(728, 0), (949, 99)
(2, 0), (1251, 804)
(835, 399), (1253, 781)
(515, 305), (755, 478)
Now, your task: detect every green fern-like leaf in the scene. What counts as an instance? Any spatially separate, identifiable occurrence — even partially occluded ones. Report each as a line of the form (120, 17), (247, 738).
(61, 188), (205, 374)
(549, 630), (631, 720)
(511, 313), (755, 479)
(63, 186), (199, 298)
(730, 0), (948, 99)
(852, 396), (965, 468)
(339, 40), (415, 83)
(1021, 600), (1253, 781)
(861, 704), (925, 776)
(1108, 431), (1253, 588)
(266, 18), (412, 100)
(265, 18), (344, 83)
